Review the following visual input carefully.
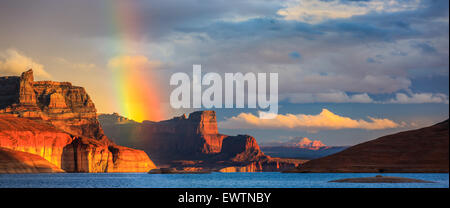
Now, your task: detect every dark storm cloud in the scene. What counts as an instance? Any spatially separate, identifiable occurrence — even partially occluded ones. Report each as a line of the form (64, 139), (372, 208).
(411, 42), (438, 54)
(163, 0), (448, 100)
(177, 0), (447, 43)
(0, 0), (283, 40)
(0, 0), (448, 103)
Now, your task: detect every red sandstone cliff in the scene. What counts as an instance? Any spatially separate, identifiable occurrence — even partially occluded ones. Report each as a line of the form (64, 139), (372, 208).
(260, 137), (347, 159)
(1, 69), (106, 142)
(99, 111), (304, 171)
(0, 147), (63, 173)
(219, 135), (264, 162)
(0, 70), (156, 173)
(61, 136), (154, 173)
(99, 111), (228, 163)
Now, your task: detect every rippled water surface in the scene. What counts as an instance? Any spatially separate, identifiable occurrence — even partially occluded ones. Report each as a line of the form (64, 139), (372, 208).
(0, 172), (448, 188)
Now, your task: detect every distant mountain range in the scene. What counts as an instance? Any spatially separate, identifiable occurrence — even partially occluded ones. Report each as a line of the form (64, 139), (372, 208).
(261, 137), (348, 159)
(262, 137), (327, 150)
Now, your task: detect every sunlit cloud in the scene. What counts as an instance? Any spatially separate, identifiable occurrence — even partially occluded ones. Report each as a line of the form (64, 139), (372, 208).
(0, 49), (51, 78)
(219, 108), (401, 131)
(277, 0), (422, 24)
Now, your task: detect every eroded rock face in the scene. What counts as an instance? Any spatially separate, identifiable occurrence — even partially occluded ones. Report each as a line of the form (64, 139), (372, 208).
(186, 111), (223, 153)
(0, 70), (157, 173)
(106, 145), (155, 173)
(99, 111), (303, 171)
(99, 111), (228, 163)
(0, 69), (106, 142)
(219, 135), (264, 162)
(0, 115), (156, 173)
(0, 147), (64, 173)
(216, 135), (305, 172)
(0, 115), (74, 168)
(61, 137), (155, 173)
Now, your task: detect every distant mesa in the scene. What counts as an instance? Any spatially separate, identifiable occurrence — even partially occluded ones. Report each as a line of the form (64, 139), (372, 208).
(0, 147), (63, 173)
(0, 69), (156, 173)
(99, 111), (306, 172)
(97, 112), (137, 125)
(263, 137), (327, 150)
(261, 137), (347, 160)
(286, 119), (449, 173)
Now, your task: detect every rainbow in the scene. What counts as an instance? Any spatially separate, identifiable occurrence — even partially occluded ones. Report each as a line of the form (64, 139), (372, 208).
(105, 1), (165, 122)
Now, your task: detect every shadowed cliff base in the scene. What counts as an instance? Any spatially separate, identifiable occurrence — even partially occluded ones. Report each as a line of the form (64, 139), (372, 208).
(0, 70), (156, 173)
(285, 119), (449, 173)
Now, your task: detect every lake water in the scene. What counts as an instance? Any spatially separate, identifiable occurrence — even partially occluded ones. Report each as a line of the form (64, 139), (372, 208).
(0, 173), (448, 188)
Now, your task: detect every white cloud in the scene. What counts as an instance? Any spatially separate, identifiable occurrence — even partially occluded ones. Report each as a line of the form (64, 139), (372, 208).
(387, 93), (449, 104)
(219, 108), (400, 131)
(107, 55), (162, 70)
(284, 91), (373, 103)
(282, 74), (412, 94)
(277, 0), (422, 24)
(0, 49), (51, 78)
(282, 91), (449, 104)
(54, 57), (97, 71)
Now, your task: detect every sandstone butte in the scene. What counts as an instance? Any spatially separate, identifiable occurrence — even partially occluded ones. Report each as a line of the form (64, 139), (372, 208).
(99, 111), (306, 172)
(0, 69), (156, 173)
(286, 119), (449, 173)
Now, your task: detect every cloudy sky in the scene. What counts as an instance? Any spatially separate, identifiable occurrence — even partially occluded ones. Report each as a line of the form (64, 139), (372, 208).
(0, 0), (448, 146)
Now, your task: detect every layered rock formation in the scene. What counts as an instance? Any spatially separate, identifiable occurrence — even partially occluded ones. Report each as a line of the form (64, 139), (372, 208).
(0, 147), (63, 173)
(219, 135), (264, 162)
(0, 70), (156, 173)
(99, 111), (304, 172)
(288, 120), (449, 173)
(1, 69), (106, 142)
(99, 111), (228, 163)
(0, 114), (73, 168)
(61, 137), (154, 173)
